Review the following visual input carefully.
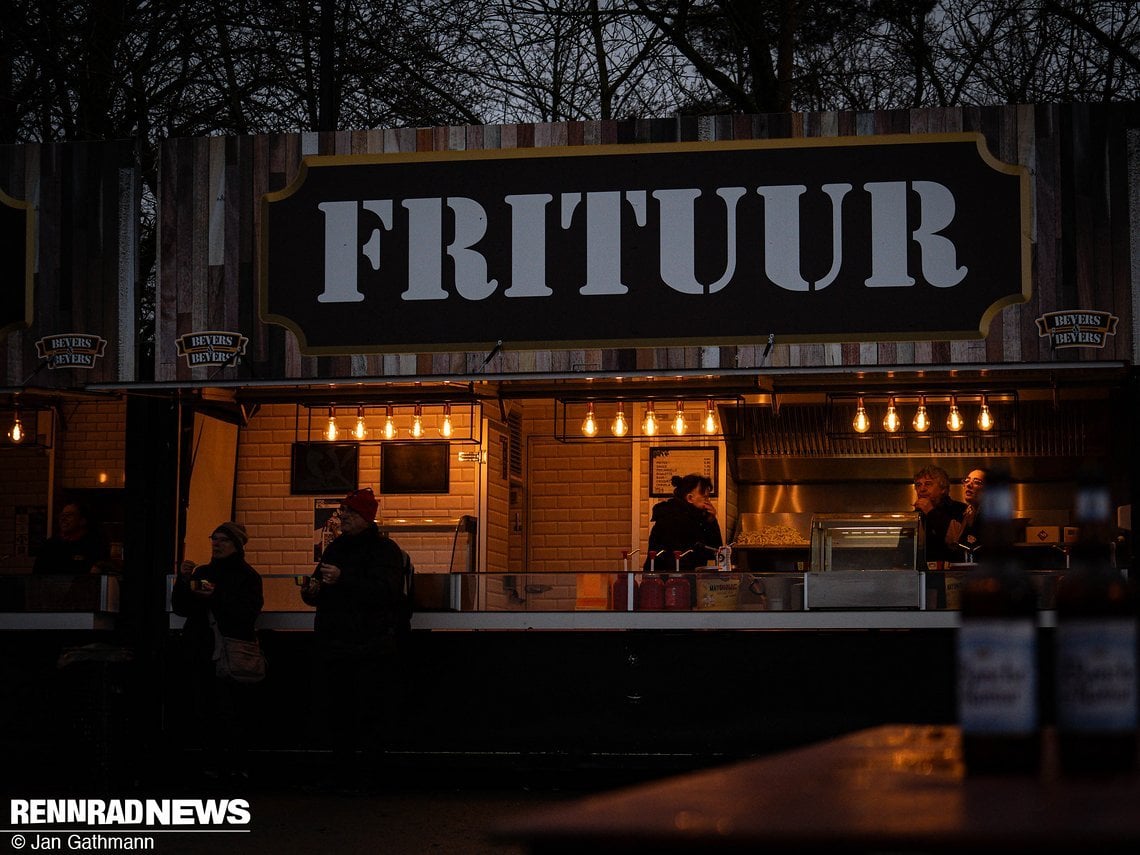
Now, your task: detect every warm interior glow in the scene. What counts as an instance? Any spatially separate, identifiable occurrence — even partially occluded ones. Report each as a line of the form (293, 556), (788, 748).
(912, 398), (930, 432)
(977, 399), (994, 432)
(581, 402), (598, 437)
(383, 405), (396, 439)
(8, 412), (25, 444)
(947, 399), (964, 432)
(642, 403), (658, 436)
(702, 400), (717, 434)
(352, 406), (367, 440)
(852, 398), (870, 434)
(324, 407), (338, 441)
(411, 405), (424, 438)
(672, 401), (687, 436)
(882, 397), (901, 433)
(611, 404), (628, 437)
(441, 404), (453, 438)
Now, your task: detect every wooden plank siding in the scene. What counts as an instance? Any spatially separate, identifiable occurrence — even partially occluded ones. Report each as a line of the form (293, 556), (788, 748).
(0, 139), (139, 387)
(5, 105), (1135, 389)
(147, 102), (1135, 383)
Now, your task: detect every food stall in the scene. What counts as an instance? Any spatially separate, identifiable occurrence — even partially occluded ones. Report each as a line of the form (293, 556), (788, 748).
(1, 103), (1136, 770)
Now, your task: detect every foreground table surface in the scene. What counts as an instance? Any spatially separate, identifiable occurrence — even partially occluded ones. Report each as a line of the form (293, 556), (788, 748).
(496, 724), (1140, 853)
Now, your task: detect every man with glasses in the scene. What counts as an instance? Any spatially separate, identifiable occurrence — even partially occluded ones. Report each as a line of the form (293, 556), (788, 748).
(947, 469), (987, 553)
(912, 465), (967, 565)
(301, 487), (412, 793)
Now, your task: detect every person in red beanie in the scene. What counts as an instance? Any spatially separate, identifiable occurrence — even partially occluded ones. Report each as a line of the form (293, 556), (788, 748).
(301, 487), (413, 792)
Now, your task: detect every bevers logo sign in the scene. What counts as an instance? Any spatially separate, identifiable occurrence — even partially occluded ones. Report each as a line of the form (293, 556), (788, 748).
(261, 134), (1031, 354)
(35, 334), (107, 368)
(176, 330), (249, 367)
(1035, 310), (1119, 349)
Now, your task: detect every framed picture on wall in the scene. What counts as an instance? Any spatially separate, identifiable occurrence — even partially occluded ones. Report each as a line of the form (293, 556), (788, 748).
(291, 442), (360, 495)
(649, 446), (718, 498)
(381, 441), (450, 494)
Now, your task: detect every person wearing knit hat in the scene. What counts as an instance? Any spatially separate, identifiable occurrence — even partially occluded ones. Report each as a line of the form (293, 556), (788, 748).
(171, 521), (264, 780)
(340, 488), (378, 523)
(301, 485), (413, 792)
(211, 521), (249, 552)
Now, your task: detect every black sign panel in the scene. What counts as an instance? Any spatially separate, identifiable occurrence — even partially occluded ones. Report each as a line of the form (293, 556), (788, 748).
(262, 135), (1030, 354)
(1, 188), (33, 336)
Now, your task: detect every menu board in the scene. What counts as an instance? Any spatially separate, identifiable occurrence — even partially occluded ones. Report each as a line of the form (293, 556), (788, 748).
(649, 446), (718, 497)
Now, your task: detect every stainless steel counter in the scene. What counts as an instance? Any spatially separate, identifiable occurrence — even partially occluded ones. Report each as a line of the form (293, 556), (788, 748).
(167, 610), (1060, 631)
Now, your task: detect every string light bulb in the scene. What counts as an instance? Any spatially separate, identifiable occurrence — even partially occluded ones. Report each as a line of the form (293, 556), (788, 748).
(411, 405), (424, 438)
(702, 400), (718, 435)
(977, 398), (995, 432)
(352, 406), (367, 440)
(611, 404), (629, 437)
(947, 398), (964, 432)
(882, 397), (901, 433)
(672, 401), (687, 436)
(642, 403), (658, 436)
(7, 406), (25, 444)
(382, 405), (396, 439)
(440, 404), (453, 438)
(581, 402), (598, 437)
(852, 397), (871, 434)
(912, 397), (930, 433)
(324, 407), (338, 441)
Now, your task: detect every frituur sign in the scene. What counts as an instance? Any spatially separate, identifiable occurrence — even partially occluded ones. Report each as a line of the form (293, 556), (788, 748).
(261, 134), (1030, 354)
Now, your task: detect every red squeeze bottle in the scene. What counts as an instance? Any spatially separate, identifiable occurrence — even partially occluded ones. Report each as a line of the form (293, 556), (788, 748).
(638, 551), (665, 611)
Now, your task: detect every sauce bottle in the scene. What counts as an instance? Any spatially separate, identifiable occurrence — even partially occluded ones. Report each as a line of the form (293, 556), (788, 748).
(638, 551), (665, 611)
(612, 550), (640, 612)
(956, 470), (1041, 774)
(1054, 475), (1138, 774)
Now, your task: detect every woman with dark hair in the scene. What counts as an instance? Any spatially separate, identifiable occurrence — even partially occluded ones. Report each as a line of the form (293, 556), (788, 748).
(645, 473), (723, 573)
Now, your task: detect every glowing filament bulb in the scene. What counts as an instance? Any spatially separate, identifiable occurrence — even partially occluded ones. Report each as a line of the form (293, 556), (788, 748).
(912, 398), (930, 433)
(883, 397), (901, 433)
(581, 402), (598, 437)
(411, 405), (424, 438)
(947, 399), (964, 432)
(852, 398), (870, 434)
(441, 404), (453, 438)
(702, 400), (718, 434)
(383, 406), (396, 439)
(672, 402), (687, 436)
(352, 407), (367, 440)
(611, 405), (628, 437)
(642, 404), (658, 437)
(8, 412), (24, 444)
(324, 407), (338, 441)
(977, 399), (994, 432)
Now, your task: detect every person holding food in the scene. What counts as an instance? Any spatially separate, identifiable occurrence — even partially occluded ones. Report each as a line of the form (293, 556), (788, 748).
(171, 521), (263, 781)
(300, 487), (412, 793)
(912, 465), (967, 565)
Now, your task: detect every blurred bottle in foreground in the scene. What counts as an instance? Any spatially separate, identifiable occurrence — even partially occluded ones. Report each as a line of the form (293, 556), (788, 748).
(1054, 472), (1138, 775)
(957, 469), (1041, 774)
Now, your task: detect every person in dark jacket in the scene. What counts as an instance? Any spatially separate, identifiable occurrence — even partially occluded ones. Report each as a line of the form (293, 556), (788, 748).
(912, 465), (968, 564)
(645, 473), (723, 573)
(946, 468), (987, 555)
(33, 501), (110, 574)
(301, 487), (411, 792)
(171, 521), (263, 780)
